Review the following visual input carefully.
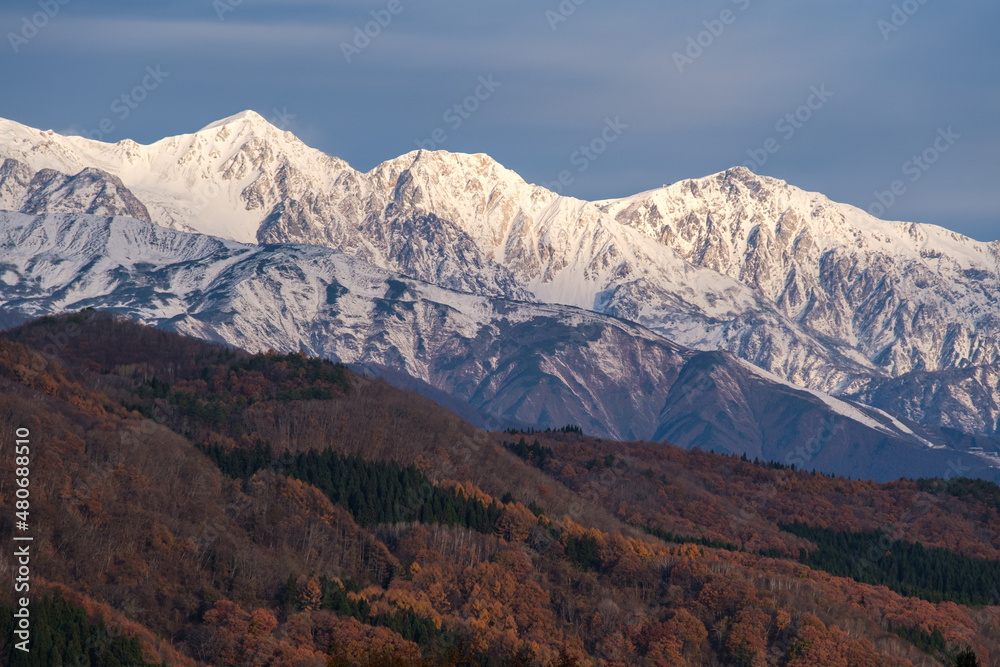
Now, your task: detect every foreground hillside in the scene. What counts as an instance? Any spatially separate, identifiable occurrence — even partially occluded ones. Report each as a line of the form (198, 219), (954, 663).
(0, 311), (997, 665)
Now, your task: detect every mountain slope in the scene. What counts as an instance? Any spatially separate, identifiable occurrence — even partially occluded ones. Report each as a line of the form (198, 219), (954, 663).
(2, 210), (994, 482)
(2, 113), (999, 442)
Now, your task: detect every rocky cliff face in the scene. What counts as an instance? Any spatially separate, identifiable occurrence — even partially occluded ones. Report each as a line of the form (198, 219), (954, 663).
(600, 168), (1000, 378)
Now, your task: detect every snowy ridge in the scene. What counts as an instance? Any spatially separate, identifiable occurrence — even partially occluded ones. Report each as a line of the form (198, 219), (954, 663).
(600, 169), (1000, 376)
(736, 358), (942, 449)
(2, 113), (999, 442)
(0, 112), (349, 243)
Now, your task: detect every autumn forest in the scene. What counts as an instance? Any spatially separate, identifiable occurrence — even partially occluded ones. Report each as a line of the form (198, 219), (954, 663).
(0, 311), (997, 666)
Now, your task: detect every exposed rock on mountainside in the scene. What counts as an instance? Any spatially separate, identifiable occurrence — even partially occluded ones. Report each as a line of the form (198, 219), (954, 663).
(2, 112), (999, 447)
(0, 210), (995, 482)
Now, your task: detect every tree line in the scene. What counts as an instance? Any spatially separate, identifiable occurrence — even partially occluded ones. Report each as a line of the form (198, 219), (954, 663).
(0, 594), (159, 667)
(780, 521), (1000, 606)
(917, 476), (1000, 515)
(634, 522), (739, 552)
(501, 438), (554, 469)
(200, 442), (506, 533)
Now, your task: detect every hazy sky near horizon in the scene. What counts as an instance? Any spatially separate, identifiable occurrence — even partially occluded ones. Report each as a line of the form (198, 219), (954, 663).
(1, 1), (997, 240)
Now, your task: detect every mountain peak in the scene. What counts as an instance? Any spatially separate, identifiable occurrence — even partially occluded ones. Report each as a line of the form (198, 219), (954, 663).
(391, 148), (504, 170)
(722, 164), (757, 178)
(372, 148), (528, 192)
(197, 110), (272, 133)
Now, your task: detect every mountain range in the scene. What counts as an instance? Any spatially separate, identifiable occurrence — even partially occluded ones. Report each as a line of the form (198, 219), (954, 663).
(1, 111), (997, 481)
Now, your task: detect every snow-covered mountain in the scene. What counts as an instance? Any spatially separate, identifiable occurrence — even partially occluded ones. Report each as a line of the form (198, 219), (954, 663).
(3, 210), (995, 482)
(1, 112), (998, 446)
(600, 170), (1000, 378)
(0, 113), (879, 391)
(599, 171), (1000, 436)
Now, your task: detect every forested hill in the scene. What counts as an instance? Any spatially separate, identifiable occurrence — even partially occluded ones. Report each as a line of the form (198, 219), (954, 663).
(0, 310), (996, 666)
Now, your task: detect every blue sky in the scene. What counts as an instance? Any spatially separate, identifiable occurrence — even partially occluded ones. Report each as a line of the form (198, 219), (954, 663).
(2, 0), (997, 240)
